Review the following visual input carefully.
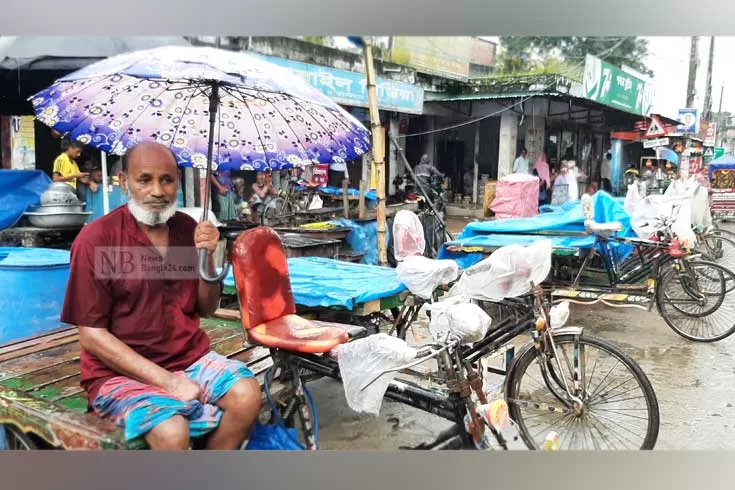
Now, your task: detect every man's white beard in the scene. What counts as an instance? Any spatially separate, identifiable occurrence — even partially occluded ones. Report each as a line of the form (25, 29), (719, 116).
(126, 189), (178, 226)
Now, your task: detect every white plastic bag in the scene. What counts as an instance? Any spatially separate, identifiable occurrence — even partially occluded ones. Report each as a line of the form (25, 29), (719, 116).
(334, 334), (418, 415)
(428, 297), (492, 344)
(624, 183), (643, 215)
(392, 210), (426, 261)
(450, 239), (552, 302)
(549, 301), (570, 330)
(664, 177), (713, 229)
(396, 255), (460, 299)
(630, 193), (696, 246)
(307, 194), (323, 210)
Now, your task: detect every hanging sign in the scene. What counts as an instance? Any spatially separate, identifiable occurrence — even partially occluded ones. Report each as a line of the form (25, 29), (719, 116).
(643, 137), (670, 149)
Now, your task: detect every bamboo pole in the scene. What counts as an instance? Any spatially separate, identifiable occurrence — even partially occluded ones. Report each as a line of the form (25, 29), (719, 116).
(362, 40), (387, 265)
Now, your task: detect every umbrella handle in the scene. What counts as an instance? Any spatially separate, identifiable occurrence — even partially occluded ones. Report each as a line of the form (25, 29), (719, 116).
(198, 248), (230, 284)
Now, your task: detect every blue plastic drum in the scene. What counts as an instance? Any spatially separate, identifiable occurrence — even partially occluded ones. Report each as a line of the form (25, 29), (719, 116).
(0, 247), (71, 346)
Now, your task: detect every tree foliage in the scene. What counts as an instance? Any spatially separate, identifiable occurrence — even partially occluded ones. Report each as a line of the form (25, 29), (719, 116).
(498, 37), (652, 77)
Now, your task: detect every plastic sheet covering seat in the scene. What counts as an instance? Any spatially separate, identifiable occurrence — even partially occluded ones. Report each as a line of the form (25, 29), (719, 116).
(230, 226), (352, 354)
(392, 210), (426, 261)
(450, 239), (553, 302)
(427, 296), (492, 344)
(630, 193), (696, 246)
(334, 333), (418, 415)
(664, 177), (713, 229)
(396, 255), (459, 300)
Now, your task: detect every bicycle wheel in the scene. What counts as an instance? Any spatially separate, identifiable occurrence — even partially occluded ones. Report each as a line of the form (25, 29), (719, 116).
(697, 232), (735, 270)
(505, 333), (659, 450)
(656, 260), (735, 342)
(261, 197), (292, 227)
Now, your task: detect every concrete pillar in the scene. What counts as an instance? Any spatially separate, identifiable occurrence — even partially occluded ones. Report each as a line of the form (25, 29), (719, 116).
(498, 111), (519, 177)
(524, 115), (546, 161)
(610, 139), (624, 195)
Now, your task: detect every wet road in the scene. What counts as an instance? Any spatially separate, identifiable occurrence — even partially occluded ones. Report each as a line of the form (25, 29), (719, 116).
(309, 297), (735, 450)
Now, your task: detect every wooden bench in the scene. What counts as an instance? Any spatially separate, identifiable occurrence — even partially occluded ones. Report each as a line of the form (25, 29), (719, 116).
(0, 312), (290, 450)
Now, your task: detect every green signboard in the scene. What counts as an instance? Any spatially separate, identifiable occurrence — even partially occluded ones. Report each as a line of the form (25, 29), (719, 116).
(583, 54), (654, 117)
(715, 147), (726, 160)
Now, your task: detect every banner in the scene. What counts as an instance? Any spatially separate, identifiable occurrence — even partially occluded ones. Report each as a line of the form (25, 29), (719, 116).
(9, 116), (36, 170)
(253, 54), (424, 115)
(676, 108), (699, 135)
(390, 37), (472, 81)
(583, 54), (654, 117)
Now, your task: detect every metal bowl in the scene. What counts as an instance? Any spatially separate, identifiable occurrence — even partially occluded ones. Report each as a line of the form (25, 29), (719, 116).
(24, 211), (92, 228)
(29, 203), (85, 214)
(40, 188), (81, 206)
(47, 182), (77, 192)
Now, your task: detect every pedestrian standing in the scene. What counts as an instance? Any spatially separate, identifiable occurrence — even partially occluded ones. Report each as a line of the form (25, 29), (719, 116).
(513, 149), (530, 174)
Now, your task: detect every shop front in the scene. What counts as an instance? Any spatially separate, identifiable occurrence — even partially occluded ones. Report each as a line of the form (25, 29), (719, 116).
(249, 53), (425, 196)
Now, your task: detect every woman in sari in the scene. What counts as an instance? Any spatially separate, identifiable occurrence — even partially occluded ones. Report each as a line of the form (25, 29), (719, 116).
(210, 169), (237, 221)
(532, 153), (551, 204)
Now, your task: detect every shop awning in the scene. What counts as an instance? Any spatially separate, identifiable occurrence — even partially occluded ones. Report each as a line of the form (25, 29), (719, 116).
(425, 89), (680, 128)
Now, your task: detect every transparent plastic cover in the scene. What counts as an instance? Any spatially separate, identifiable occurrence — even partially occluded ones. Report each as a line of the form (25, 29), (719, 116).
(449, 239), (552, 301)
(334, 334), (418, 415)
(392, 210), (426, 261)
(629, 193), (696, 246)
(396, 255), (460, 299)
(428, 296), (492, 344)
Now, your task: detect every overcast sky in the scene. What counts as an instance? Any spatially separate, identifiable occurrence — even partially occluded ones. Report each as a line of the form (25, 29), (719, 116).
(335, 36), (730, 119)
(644, 36), (733, 119)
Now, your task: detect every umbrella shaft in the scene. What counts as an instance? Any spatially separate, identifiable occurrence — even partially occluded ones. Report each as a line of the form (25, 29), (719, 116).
(202, 83), (220, 222)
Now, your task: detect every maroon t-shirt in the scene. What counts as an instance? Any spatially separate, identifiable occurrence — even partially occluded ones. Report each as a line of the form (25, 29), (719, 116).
(60, 206), (211, 404)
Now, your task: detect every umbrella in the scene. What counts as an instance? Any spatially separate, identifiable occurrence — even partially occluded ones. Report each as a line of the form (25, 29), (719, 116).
(655, 147), (679, 165)
(29, 45), (372, 282)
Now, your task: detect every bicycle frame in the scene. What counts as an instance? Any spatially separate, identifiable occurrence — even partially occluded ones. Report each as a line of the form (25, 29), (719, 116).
(266, 287), (580, 451)
(549, 226), (690, 311)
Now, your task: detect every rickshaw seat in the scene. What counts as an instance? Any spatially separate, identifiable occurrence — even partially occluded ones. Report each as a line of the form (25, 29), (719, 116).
(230, 226), (352, 354)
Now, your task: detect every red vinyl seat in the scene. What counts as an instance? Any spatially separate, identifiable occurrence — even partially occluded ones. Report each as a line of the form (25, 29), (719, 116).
(230, 227), (349, 354)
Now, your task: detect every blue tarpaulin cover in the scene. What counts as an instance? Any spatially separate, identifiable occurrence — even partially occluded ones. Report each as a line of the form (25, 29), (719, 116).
(440, 191), (636, 268)
(329, 218), (388, 266)
(224, 257), (406, 310)
(439, 234), (596, 269)
(294, 185), (378, 202)
(0, 170), (52, 232)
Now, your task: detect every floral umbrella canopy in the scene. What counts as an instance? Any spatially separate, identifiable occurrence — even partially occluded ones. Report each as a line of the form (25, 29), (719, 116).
(29, 45), (372, 283)
(29, 45), (371, 172)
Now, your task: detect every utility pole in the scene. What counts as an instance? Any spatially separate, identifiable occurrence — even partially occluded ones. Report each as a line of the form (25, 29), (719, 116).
(717, 84), (725, 146)
(686, 36), (700, 108)
(703, 37), (715, 120)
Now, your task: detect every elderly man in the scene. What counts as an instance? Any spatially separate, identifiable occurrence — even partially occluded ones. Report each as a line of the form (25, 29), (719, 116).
(60, 141), (261, 450)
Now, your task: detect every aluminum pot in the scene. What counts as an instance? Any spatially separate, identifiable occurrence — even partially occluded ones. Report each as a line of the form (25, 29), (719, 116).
(24, 211), (92, 228)
(41, 186), (79, 206)
(29, 203), (85, 214)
